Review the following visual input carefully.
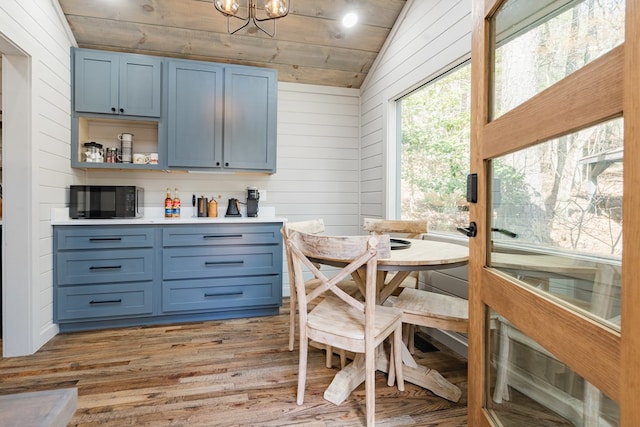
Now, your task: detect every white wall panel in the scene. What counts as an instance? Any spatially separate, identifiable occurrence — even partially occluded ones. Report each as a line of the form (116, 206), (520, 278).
(1, 0), (78, 356)
(359, 0), (472, 222)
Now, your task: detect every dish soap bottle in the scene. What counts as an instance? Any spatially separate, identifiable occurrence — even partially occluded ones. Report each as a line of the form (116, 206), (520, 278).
(164, 188), (173, 218)
(172, 188), (181, 218)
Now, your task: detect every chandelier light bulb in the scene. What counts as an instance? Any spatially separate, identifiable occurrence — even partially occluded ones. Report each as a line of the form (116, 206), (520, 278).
(215, 0), (240, 16)
(264, 0), (288, 18)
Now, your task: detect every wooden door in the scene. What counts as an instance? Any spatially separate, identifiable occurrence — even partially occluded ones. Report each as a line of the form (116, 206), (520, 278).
(468, 0), (637, 425)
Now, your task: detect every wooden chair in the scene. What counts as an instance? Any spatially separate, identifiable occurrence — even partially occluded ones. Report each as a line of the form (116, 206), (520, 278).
(286, 230), (404, 427)
(282, 219), (359, 368)
(363, 218), (469, 352)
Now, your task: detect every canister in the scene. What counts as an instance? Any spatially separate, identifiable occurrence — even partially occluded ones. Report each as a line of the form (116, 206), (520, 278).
(208, 198), (218, 217)
(197, 196), (208, 217)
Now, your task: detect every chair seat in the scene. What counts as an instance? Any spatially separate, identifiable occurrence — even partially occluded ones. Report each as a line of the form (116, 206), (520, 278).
(393, 288), (469, 333)
(308, 296), (403, 342)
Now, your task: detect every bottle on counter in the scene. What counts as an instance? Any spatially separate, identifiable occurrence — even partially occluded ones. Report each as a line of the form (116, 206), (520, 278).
(172, 188), (181, 218)
(208, 197), (218, 217)
(164, 188), (173, 218)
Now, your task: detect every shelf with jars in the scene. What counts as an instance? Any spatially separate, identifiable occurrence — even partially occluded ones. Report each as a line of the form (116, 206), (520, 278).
(72, 116), (164, 170)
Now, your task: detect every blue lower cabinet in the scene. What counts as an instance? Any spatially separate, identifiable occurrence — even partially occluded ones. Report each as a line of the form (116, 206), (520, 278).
(57, 249), (154, 285)
(162, 276), (281, 313)
(163, 246), (279, 280)
(57, 282), (153, 320)
(53, 222), (283, 331)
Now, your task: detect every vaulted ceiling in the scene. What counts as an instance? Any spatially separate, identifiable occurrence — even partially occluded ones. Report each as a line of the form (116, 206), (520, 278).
(58, 0), (407, 88)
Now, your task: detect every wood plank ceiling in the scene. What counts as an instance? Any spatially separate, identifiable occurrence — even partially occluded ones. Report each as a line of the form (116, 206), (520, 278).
(58, 0), (407, 88)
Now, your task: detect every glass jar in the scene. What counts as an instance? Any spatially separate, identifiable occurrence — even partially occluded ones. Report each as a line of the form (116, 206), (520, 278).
(83, 142), (104, 163)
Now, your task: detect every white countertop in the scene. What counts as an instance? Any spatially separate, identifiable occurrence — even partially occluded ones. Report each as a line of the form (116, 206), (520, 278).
(51, 207), (285, 225)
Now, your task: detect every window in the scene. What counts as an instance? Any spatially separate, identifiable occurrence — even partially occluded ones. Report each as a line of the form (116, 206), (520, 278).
(397, 62), (471, 234)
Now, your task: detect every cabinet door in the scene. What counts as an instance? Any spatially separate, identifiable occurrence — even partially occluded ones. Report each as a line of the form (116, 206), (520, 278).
(74, 50), (119, 114)
(118, 55), (162, 117)
(167, 60), (223, 168)
(74, 49), (162, 117)
(223, 66), (277, 172)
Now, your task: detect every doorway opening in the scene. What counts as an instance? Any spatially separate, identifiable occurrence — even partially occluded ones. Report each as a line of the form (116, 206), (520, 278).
(0, 35), (35, 357)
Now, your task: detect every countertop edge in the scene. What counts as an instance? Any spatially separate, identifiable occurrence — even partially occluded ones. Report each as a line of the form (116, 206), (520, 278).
(51, 217), (287, 226)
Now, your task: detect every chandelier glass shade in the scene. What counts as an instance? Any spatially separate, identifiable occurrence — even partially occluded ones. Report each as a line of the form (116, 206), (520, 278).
(214, 0), (290, 37)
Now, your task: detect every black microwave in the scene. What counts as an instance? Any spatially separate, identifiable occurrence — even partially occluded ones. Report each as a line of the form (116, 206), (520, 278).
(69, 186), (144, 219)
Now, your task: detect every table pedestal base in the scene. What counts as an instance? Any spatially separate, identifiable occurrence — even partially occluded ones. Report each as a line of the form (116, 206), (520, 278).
(323, 347), (462, 405)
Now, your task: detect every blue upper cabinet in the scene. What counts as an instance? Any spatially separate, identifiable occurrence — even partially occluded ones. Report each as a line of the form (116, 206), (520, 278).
(74, 49), (162, 118)
(167, 61), (277, 173)
(223, 66), (277, 173)
(167, 60), (224, 168)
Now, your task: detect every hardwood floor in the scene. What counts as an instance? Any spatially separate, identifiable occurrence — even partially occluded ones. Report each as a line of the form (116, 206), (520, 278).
(0, 301), (470, 426)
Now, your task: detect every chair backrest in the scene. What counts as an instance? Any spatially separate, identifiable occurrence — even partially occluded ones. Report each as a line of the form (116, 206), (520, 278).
(286, 230), (391, 331)
(281, 219), (326, 291)
(283, 219), (325, 238)
(363, 218), (428, 239)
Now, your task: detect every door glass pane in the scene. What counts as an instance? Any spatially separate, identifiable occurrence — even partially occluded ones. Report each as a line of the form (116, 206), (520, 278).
(489, 118), (622, 329)
(491, 0), (624, 120)
(488, 308), (620, 426)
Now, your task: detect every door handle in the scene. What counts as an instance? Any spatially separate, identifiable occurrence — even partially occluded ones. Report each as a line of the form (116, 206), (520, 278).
(457, 221), (477, 237)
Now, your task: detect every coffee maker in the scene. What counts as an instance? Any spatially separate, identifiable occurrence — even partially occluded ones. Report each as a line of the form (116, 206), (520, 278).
(247, 187), (259, 217)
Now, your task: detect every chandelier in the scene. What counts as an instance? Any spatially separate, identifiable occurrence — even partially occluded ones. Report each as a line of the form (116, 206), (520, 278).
(214, 0), (290, 37)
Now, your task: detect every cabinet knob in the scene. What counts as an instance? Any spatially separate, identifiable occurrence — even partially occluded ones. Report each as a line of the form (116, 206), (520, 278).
(111, 107), (116, 112)
(225, 162), (229, 167)
(119, 108), (124, 113)
(216, 162), (221, 166)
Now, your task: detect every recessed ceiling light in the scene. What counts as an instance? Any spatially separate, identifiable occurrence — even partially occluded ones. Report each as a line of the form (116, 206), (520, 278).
(342, 12), (358, 28)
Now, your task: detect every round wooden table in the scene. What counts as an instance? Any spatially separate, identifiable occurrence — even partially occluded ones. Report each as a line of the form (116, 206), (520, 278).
(322, 238), (469, 406)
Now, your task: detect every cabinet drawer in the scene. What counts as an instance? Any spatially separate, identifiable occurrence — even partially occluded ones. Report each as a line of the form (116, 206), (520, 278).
(56, 227), (155, 250)
(57, 282), (153, 321)
(162, 223), (281, 247)
(57, 249), (154, 285)
(162, 276), (281, 313)
(163, 246), (281, 280)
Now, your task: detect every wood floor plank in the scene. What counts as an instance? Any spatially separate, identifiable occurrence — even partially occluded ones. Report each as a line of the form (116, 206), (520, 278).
(0, 301), (471, 426)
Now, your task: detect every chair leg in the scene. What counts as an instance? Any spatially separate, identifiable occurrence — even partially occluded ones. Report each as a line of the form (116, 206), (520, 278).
(339, 349), (347, 369)
(365, 344), (376, 427)
(325, 345), (333, 368)
(388, 345), (396, 387)
(492, 322), (511, 403)
(393, 325), (404, 391)
(583, 381), (601, 427)
(297, 337), (308, 405)
(402, 324), (416, 354)
(288, 292), (296, 351)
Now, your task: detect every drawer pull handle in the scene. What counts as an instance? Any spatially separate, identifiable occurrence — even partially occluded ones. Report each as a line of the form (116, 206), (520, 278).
(89, 265), (123, 270)
(89, 299), (122, 305)
(204, 291), (243, 298)
(89, 237), (123, 242)
(203, 234), (243, 239)
(204, 261), (244, 266)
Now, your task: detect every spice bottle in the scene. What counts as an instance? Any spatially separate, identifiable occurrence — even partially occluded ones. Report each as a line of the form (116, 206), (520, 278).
(172, 188), (181, 218)
(164, 188), (173, 218)
(208, 197), (218, 217)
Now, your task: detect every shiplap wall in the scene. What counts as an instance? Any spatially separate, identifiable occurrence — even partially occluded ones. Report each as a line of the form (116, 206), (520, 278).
(359, 0), (472, 221)
(1, 0), (79, 355)
(86, 82), (362, 298)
